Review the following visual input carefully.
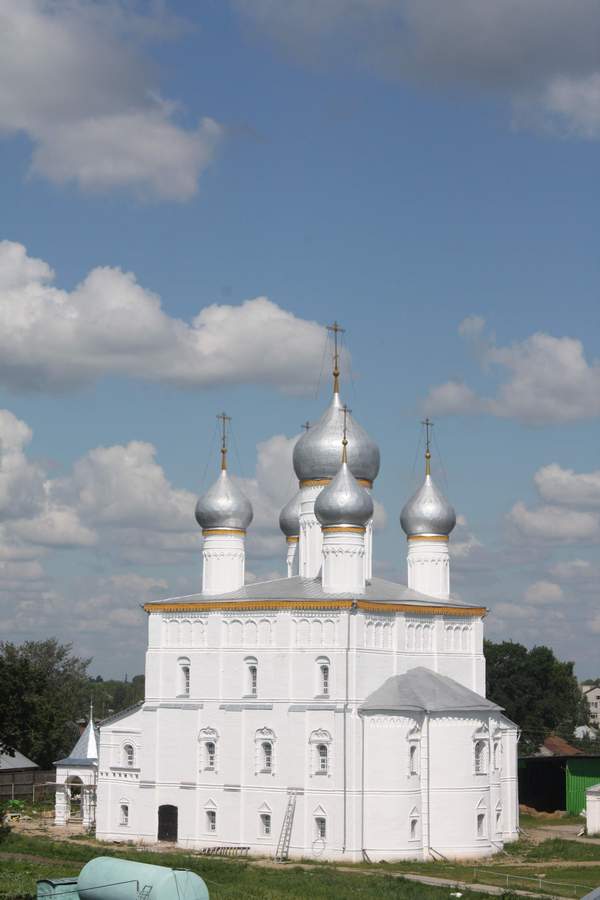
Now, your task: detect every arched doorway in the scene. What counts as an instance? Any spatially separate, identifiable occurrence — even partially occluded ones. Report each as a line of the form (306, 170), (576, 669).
(65, 776), (83, 821)
(158, 804), (178, 842)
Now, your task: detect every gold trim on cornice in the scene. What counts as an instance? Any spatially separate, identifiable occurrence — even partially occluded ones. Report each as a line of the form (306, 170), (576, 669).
(407, 534), (449, 542)
(300, 478), (373, 489)
(322, 525), (366, 534)
(286, 536), (299, 543)
(144, 599), (486, 617)
(202, 528), (246, 537)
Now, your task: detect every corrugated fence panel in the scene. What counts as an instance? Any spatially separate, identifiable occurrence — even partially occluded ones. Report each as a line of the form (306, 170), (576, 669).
(566, 759), (600, 814)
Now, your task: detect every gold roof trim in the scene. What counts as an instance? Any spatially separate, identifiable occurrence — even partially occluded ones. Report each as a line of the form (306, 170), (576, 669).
(144, 599), (486, 617)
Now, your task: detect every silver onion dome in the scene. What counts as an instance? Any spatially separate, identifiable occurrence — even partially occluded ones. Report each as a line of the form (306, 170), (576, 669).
(293, 393), (380, 484)
(400, 468), (456, 537)
(314, 461), (374, 527)
(195, 470), (253, 531)
(279, 489), (301, 537)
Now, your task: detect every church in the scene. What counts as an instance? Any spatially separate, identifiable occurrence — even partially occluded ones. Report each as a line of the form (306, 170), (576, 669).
(95, 336), (519, 861)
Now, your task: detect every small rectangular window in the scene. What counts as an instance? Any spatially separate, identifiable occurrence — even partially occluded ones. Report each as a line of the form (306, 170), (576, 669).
(181, 665), (190, 696)
(120, 804), (129, 826)
(261, 813), (271, 836)
(409, 744), (418, 775)
(315, 816), (326, 839)
(205, 741), (216, 770)
(249, 664), (258, 696)
(206, 810), (217, 832)
(321, 664), (329, 696)
(410, 817), (418, 840)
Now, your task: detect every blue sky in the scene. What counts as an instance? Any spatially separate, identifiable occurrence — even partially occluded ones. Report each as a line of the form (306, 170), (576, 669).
(1, 1), (600, 678)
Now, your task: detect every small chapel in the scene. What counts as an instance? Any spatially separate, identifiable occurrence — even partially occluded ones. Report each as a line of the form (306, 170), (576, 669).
(95, 329), (519, 860)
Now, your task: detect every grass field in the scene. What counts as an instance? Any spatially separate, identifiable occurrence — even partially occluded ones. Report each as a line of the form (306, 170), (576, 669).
(2, 829), (600, 899)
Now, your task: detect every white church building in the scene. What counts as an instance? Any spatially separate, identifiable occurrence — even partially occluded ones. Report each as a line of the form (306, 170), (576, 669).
(95, 350), (519, 861)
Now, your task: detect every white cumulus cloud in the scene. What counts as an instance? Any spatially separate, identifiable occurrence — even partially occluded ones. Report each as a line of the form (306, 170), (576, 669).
(507, 501), (599, 543)
(534, 464), (600, 508)
(0, 241), (328, 393)
(426, 318), (600, 425)
(0, 1), (222, 200)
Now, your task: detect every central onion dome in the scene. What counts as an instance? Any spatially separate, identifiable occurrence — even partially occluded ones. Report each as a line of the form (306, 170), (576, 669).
(279, 489), (301, 538)
(315, 460), (374, 527)
(293, 393), (380, 484)
(400, 452), (456, 537)
(195, 470), (253, 531)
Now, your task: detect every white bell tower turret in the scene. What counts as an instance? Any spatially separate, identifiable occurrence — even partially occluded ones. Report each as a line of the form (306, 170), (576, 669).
(314, 406), (374, 594)
(195, 413), (253, 595)
(279, 489), (301, 577)
(400, 419), (456, 599)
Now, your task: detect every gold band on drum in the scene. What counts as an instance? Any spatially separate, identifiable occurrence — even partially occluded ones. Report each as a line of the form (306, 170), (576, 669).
(322, 525), (366, 534)
(407, 534), (448, 542)
(202, 528), (246, 537)
(300, 477), (372, 489)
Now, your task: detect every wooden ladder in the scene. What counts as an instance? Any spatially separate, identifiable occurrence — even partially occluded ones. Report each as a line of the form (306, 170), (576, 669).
(274, 790), (297, 862)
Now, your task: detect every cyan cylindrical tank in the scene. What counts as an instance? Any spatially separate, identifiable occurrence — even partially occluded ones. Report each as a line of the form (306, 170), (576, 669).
(76, 857), (209, 900)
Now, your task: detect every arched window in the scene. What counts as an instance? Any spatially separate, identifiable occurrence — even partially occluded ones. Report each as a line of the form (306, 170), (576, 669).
(255, 727), (276, 774)
(206, 809), (217, 832)
(245, 657), (258, 697)
(474, 740), (488, 775)
(409, 743), (418, 775)
(493, 739), (501, 771)
(317, 744), (328, 773)
(262, 741), (273, 772)
(315, 816), (326, 839)
(309, 729), (332, 775)
(178, 657), (191, 697)
(409, 807), (420, 841)
(316, 657), (330, 697)
(198, 727), (219, 772)
(123, 743), (135, 767)
(495, 801), (503, 833)
(260, 813), (271, 835)
(119, 802), (129, 826)
(205, 741), (216, 770)
(476, 800), (487, 838)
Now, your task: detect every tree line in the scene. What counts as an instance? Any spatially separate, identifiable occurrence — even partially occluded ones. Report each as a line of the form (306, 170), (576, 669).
(0, 637), (595, 768)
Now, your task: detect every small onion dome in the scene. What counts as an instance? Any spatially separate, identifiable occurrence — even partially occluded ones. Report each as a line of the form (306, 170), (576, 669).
(314, 461), (374, 528)
(400, 473), (456, 537)
(293, 393), (380, 484)
(279, 489), (301, 538)
(195, 470), (253, 531)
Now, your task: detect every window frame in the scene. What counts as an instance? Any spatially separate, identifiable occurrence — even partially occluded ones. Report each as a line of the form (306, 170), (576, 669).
(206, 809), (217, 833)
(123, 743), (135, 768)
(119, 802), (129, 827)
(315, 656), (331, 698)
(177, 656), (191, 698)
(244, 656), (258, 698)
(315, 816), (327, 840)
(260, 813), (272, 836)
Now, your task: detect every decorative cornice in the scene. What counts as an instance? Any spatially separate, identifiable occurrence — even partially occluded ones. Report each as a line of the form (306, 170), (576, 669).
(203, 528), (246, 537)
(145, 599), (486, 617)
(300, 477), (372, 489)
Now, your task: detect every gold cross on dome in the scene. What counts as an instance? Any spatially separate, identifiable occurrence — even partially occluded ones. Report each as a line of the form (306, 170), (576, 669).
(326, 321), (345, 393)
(421, 416), (433, 474)
(217, 411), (231, 470)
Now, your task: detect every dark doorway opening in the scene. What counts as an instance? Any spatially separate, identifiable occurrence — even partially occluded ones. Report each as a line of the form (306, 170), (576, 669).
(158, 804), (178, 842)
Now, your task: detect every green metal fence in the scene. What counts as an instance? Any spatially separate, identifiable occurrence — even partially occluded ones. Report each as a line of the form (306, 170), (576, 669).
(566, 758), (600, 815)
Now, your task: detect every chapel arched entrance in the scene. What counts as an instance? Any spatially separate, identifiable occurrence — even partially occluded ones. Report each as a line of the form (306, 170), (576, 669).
(157, 804), (178, 842)
(65, 776), (83, 821)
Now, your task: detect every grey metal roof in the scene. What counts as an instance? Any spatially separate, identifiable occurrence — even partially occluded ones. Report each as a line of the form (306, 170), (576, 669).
(99, 700), (144, 729)
(54, 719), (98, 767)
(0, 748), (38, 770)
(359, 667), (503, 714)
(146, 575), (480, 609)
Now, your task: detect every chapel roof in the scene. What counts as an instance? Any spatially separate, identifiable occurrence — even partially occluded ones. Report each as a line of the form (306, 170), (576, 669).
(0, 747), (38, 770)
(145, 575), (481, 609)
(54, 719), (99, 767)
(359, 667), (503, 714)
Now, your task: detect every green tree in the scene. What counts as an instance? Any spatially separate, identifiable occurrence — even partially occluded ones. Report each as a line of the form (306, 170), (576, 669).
(484, 640), (587, 755)
(0, 640), (91, 768)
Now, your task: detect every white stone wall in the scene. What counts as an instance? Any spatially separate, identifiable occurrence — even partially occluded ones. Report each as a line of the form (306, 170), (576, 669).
(96, 606), (512, 859)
